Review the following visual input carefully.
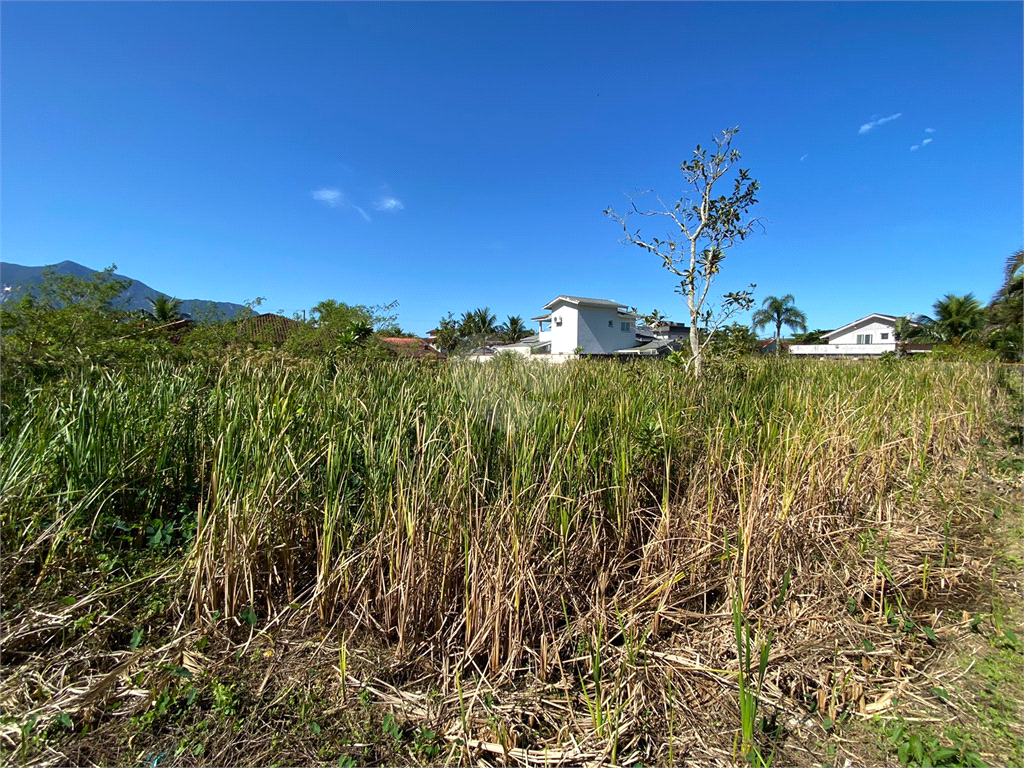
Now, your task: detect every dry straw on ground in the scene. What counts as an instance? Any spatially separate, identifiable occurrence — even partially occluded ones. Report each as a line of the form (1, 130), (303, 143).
(1, 357), (1017, 765)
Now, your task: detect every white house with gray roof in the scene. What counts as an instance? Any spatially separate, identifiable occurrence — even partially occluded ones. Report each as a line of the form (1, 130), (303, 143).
(789, 313), (929, 358)
(531, 296), (639, 355)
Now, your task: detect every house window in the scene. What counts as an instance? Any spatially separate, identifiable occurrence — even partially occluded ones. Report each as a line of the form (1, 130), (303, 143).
(608, 320), (613, 327)
(856, 334), (873, 344)
(881, 333), (889, 340)
(620, 321), (630, 332)
(555, 316), (562, 326)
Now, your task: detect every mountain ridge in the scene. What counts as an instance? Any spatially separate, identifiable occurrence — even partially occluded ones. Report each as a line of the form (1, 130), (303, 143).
(0, 261), (251, 319)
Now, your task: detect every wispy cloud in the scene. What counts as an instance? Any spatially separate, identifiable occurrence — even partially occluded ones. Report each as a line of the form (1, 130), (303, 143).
(372, 184), (405, 212)
(800, 153), (809, 162)
(312, 188), (343, 207)
(910, 130), (935, 152)
(313, 182), (403, 220)
(373, 196), (405, 212)
(858, 113), (903, 134)
(311, 188), (372, 221)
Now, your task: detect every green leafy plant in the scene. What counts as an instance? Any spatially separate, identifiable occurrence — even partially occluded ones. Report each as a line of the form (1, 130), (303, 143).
(381, 713), (402, 743)
(578, 622), (628, 762)
(412, 727), (440, 760)
(211, 680), (238, 718)
(887, 721), (988, 767)
(145, 518), (177, 548)
(733, 584), (775, 767)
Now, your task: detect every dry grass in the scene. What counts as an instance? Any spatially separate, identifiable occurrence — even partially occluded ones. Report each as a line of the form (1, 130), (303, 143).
(1, 357), (1018, 766)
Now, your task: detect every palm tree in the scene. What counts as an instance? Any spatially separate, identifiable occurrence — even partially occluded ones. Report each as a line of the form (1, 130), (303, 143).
(987, 249), (1024, 361)
(751, 294), (807, 355)
(1003, 248), (1024, 299)
(148, 295), (183, 323)
(336, 320), (373, 349)
(472, 307), (497, 336)
(460, 307), (498, 338)
(498, 315), (530, 343)
(892, 315), (931, 357)
(917, 294), (985, 343)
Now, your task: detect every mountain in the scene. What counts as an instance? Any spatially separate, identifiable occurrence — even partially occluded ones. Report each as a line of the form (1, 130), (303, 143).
(0, 261), (252, 320)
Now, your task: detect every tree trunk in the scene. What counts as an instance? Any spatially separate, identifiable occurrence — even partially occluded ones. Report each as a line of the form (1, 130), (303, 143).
(775, 321), (782, 356)
(690, 318), (702, 377)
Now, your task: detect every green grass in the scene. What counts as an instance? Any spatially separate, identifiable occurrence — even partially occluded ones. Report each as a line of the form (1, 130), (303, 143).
(0, 355), (1015, 765)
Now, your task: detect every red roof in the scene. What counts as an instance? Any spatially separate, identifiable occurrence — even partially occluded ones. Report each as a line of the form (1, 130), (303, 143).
(379, 337), (440, 358)
(380, 336), (424, 345)
(239, 313), (304, 344)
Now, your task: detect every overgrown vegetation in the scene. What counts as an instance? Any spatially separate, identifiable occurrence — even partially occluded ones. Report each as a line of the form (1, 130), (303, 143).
(1, 261), (1021, 765)
(430, 309), (532, 353)
(1, 341), (1021, 765)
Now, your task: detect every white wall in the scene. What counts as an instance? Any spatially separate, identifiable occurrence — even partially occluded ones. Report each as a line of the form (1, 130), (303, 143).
(546, 304), (580, 354)
(537, 301), (637, 355)
(576, 306), (635, 354)
(463, 351), (577, 364)
(829, 319), (897, 346)
(789, 342), (896, 357)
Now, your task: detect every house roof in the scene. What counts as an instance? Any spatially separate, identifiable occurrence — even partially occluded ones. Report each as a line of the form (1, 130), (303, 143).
(822, 313), (905, 340)
(542, 295), (629, 311)
(638, 321), (689, 335)
(617, 338), (688, 355)
(500, 335), (540, 347)
(239, 313), (304, 344)
(379, 337), (439, 358)
(380, 336), (424, 345)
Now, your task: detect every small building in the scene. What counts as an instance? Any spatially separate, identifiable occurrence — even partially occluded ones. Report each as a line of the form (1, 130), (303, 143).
(532, 296), (638, 356)
(788, 313), (931, 358)
(638, 321), (690, 341)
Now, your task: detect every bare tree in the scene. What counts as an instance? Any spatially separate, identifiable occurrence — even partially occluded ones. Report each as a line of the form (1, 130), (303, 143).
(605, 127), (763, 377)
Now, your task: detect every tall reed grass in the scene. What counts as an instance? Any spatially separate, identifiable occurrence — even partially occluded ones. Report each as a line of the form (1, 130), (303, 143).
(0, 357), (1003, 678)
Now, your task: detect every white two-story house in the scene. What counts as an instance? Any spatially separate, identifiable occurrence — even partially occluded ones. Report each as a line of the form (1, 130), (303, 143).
(789, 313), (928, 358)
(531, 296), (638, 356)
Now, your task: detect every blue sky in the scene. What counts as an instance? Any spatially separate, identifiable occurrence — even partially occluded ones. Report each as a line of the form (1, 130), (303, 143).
(2, 2), (1021, 335)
